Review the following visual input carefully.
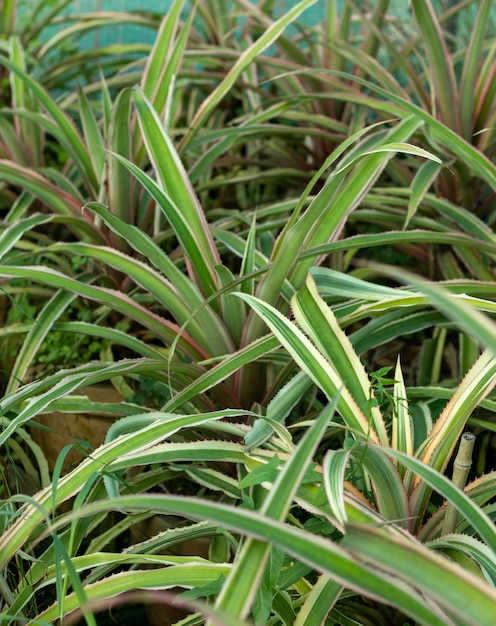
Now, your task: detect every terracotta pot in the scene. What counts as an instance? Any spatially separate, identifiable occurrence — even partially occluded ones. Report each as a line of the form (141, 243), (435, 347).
(32, 385), (211, 625)
(30, 384), (122, 473)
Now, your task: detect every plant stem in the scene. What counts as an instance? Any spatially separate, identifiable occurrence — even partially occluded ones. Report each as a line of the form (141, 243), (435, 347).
(442, 432), (476, 536)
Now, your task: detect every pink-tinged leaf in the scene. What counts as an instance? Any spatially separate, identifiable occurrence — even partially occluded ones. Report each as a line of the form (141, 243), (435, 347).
(410, 0), (460, 133)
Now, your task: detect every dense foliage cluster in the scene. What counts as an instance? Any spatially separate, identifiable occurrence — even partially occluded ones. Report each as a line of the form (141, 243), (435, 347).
(0, 1), (495, 624)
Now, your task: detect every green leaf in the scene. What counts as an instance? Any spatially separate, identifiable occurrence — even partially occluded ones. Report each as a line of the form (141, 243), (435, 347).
(252, 117), (423, 327)
(294, 574), (341, 626)
(406, 159), (442, 229)
(1, 0), (15, 34)
(292, 273), (388, 445)
(0, 264), (201, 356)
(237, 291), (379, 443)
(412, 350), (496, 524)
(106, 440), (253, 474)
(0, 213), (53, 261)
(379, 267), (496, 357)
(141, 0), (193, 119)
(6, 288), (77, 394)
(107, 88), (133, 236)
(0, 405), (243, 570)
(244, 371), (313, 451)
(458, 0), (493, 141)
(0, 161), (87, 219)
(179, 573), (226, 600)
(239, 455), (280, 489)
(343, 523), (496, 626)
(8, 37), (43, 167)
(239, 214), (257, 297)
(276, 68), (496, 189)
(427, 534), (496, 585)
(48, 321), (165, 361)
(34, 565), (235, 625)
(162, 334), (280, 413)
(77, 85), (105, 184)
(381, 447), (496, 555)
(214, 265), (246, 346)
(391, 357), (413, 467)
(63, 494), (468, 626)
(410, 0), (459, 133)
(350, 443), (411, 529)
(323, 449), (350, 531)
(179, 0), (319, 152)
(0, 54), (98, 193)
(81, 205), (233, 355)
(421, 350), (496, 474)
(213, 399), (337, 620)
(132, 88), (220, 296)
(332, 141), (442, 178)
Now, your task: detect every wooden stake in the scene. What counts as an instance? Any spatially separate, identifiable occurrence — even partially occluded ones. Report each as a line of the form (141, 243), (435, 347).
(442, 432), (476, 536)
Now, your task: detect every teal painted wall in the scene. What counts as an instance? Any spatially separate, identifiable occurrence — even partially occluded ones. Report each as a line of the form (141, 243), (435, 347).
(23, 1), (408, 46)
(20, 1), (496, 48)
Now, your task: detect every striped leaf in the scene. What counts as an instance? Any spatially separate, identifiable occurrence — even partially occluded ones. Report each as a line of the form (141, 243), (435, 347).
(292, 273), (388, 445)
(237, 291), (380, 443)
